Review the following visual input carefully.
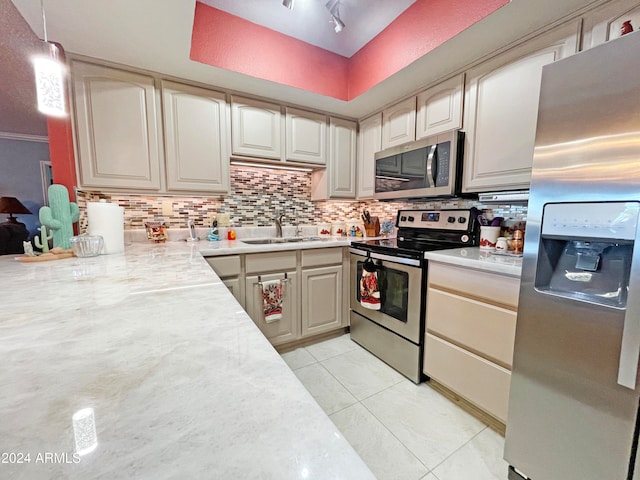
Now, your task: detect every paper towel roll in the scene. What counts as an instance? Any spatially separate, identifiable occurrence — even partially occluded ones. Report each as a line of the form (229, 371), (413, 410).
(87, 201), (124, 254)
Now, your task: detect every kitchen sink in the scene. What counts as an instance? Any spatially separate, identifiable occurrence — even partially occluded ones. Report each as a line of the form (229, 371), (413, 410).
(241, 237), (327, 245)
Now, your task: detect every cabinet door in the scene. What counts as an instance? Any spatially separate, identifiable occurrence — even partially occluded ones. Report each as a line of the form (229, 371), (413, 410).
(329, 118), (357, 198)
(381, 97), (416, 149)
(72, 61), (161, 190)
(356, 113), (382, 199)
(582, 0), (640, 49)
(416, 74), (464, 139)
(222, 278), (243, 307)
(462, 23), (579, 193)
(162, 81), (230, 193)
(245, 272), (299, 346)
(301, 265), (343, 337)
(285, 108), (327, 165)
(231, 96), (282, 160)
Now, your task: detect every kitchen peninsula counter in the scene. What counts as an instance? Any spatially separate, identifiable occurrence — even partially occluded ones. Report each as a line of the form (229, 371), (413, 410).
(0, 241), (373, 479)
(425, 247), (523, 277)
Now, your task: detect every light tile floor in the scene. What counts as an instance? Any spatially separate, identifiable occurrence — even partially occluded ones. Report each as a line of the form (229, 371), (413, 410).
(281, 334), (509, 480)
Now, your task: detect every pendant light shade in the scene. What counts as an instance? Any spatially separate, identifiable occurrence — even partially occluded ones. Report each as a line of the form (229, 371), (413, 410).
(33, 0), (67, 117)
(33, 42), (66, 117)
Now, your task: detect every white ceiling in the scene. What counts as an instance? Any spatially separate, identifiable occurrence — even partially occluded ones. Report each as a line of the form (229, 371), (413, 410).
(200, 0), (416, 57)
(11, 0), (608, 119)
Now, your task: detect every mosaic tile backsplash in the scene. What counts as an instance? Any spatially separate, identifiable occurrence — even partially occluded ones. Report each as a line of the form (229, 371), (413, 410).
(76, 165), (528, 233)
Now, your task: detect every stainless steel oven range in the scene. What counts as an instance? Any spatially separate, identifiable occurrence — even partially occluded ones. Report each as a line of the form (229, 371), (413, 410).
(350, 209), (479, 383)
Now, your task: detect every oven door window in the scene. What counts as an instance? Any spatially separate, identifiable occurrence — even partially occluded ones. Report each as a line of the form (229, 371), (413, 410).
(356, 261), (409, 322)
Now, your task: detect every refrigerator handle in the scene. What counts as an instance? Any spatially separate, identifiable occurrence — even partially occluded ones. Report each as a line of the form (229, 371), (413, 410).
(617, 220), (640, 390)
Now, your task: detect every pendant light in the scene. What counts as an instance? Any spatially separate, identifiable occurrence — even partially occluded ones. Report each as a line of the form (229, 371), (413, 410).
(33, 0), (66, 117)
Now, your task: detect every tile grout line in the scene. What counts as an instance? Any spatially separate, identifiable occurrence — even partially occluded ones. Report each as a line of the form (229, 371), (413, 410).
(427, 425), (490, 474)
(358, 390), (433, 475)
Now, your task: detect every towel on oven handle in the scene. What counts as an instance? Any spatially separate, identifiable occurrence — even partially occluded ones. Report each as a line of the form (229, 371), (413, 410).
(360, 266), (381, 310)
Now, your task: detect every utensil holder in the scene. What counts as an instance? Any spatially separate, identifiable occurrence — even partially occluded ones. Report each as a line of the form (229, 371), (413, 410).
(480, 226), (501, 250)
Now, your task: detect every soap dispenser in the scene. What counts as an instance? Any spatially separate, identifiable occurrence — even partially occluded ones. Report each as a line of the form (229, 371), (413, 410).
(207, 219), (220, 241)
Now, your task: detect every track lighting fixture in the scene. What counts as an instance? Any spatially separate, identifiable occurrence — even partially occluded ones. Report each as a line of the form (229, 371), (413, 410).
(325, 0), (345, 33)
(282, 0), (294, 10)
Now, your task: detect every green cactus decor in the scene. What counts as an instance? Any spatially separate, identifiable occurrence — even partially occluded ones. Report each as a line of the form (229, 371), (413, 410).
(39, 184), (80, 250)
(34, 225), (53, 252)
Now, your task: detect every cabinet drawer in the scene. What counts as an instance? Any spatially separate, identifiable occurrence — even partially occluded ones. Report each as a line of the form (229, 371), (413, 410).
(424, 333), (511, 422)
(206, 255), (240, 277)
(428, 262), (520, 308)
(427, 288), (516, 367)
(246, 251), (296, 274)
(301, 248), (342, 268)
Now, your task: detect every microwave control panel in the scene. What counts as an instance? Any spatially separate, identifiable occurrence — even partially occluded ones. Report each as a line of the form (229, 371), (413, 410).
(434, 141), (450, 187)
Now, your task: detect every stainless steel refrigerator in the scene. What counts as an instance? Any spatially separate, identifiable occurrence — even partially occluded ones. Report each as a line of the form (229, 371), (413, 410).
(504, 30), (640, 480)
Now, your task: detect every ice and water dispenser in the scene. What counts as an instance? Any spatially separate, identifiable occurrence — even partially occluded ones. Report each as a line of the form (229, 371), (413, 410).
(535, 202), (639, 309)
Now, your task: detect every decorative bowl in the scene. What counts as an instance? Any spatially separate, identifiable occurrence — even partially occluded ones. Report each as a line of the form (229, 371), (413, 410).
(70, 235), (104, 257)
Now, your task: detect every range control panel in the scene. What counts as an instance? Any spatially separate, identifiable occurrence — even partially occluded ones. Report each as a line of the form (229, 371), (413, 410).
(397, 209), (473, 231)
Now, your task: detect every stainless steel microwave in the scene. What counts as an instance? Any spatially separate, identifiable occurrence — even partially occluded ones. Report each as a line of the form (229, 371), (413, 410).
(374, 130), (464, 200)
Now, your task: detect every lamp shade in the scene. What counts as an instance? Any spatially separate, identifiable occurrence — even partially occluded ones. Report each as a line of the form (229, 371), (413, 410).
(0, 197), (32, 223)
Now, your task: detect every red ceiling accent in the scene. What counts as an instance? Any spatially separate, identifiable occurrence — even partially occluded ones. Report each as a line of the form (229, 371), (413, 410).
(191, 3), (349, 100)
(190, 0), (508, 102)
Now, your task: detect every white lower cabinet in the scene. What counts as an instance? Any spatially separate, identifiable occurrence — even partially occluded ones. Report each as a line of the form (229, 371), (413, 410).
(301, 248), (344, 337)
(205, 255), (243, 306)
(207, 248), (348, 348)
(243, 252), (298, 346)
(424, 262), (520, 423)
(245, 272), (299, 346)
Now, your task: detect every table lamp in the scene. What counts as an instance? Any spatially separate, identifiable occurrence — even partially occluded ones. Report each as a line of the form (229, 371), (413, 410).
(0, 197), (32, 224)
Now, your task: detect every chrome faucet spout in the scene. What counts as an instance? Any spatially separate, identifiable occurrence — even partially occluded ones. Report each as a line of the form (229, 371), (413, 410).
(275, 214), (285, 238)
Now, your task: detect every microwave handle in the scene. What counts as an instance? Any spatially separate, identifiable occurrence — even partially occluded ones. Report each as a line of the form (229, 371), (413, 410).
(425, 144), (436, 188)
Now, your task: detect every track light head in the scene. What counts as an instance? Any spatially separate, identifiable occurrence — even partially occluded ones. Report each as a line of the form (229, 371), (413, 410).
(282, 0), (294, 10)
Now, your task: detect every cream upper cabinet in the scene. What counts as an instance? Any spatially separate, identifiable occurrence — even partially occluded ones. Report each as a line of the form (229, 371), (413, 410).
(582, 0), (640, 49)
(462, 23), (580, 193)
(329, 118), (357, 198)
(72, 61), (162, 191)
(285, 108), (327, 165)
(231, 96), (282, 160)
(381, 97), (416, 149)
(311, 117), (357, 200)
(356, 113), (382, 199)
(162, 81), (230, 194)
(416, 74), (464, 139)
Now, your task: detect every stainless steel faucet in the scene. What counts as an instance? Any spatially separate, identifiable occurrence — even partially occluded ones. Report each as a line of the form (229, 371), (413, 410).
(275, 213), (285, 238)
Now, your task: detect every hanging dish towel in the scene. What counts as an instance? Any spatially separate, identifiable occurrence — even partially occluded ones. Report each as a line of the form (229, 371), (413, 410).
(261, 279), (284, 323)
(360, 267), (381, 310)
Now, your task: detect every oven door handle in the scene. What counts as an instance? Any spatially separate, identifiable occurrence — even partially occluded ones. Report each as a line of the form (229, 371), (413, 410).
(350, 248), (421, 267)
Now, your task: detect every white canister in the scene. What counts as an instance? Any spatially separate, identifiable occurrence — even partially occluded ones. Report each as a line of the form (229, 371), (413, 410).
(87, 200), (125, 254)
(331, 222), (346, 237)
(317, 223), (331, 237)
(479, 226), (501, 250)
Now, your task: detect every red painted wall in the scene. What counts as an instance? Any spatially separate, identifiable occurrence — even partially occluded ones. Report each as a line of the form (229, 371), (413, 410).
(190, 0), (508, 101)
(46, 116), (76, 201)
(191, 3), (350, 100)
(348, 0), (509, 98)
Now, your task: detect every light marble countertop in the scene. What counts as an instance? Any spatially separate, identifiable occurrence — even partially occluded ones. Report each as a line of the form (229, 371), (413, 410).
(0, 242), (374, 479)
(425, 247), (523, 277)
